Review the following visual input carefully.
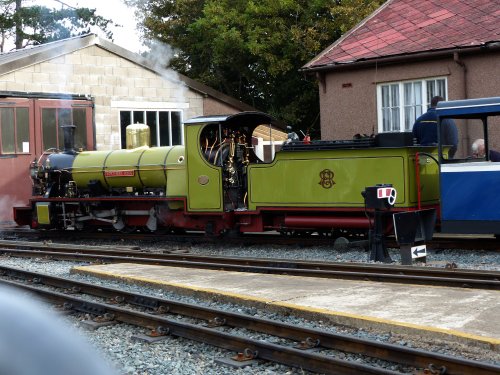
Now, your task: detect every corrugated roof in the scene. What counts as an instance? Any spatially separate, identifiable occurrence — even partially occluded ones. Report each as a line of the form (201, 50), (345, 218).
(0, 34), (256, 112)
(304, 0), (500, 70)
(253, 125), (288, 142)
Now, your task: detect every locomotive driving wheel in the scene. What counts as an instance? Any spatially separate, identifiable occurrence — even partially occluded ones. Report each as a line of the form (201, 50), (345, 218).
(113, 216), (137, 233)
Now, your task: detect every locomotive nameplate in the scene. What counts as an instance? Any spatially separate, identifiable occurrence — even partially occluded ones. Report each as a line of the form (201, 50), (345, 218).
(105, 170), (135, 177)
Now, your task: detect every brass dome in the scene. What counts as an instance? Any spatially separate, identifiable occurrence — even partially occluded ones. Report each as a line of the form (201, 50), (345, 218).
(125, 123), (150, 149)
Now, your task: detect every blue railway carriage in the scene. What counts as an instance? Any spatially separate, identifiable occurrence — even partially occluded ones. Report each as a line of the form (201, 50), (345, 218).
(436, 97), (500, 234)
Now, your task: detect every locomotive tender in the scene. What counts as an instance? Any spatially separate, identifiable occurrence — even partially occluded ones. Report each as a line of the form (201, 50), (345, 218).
(13, 110), (441, 237)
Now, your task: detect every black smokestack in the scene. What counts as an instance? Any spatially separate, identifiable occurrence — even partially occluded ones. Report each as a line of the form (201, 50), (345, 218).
(60, 125), (76, 154)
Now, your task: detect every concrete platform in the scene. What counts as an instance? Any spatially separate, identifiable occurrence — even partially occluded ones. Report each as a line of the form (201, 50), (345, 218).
(71, 263), (500, 350)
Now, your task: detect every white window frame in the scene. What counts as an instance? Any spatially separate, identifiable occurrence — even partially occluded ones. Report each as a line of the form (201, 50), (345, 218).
(377, 77), (448, 133)
(118, 109), (184, 148)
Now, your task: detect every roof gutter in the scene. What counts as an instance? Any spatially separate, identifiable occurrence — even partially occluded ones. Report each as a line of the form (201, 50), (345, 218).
(300, 42), (500, 74)
(0, 91), (92, 101)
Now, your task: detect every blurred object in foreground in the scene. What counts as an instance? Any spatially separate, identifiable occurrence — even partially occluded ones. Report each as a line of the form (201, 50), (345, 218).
(0, 285), (116, 375)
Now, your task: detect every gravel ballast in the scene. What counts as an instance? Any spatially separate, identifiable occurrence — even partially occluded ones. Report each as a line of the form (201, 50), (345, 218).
(0, 240), (499, 374)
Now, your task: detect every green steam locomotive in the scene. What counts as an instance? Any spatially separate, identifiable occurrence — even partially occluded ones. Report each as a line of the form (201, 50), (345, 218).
(13, 112), (440, 238)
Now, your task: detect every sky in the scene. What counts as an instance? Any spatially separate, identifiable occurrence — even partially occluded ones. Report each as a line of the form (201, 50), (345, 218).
(25, 0), (144, 53)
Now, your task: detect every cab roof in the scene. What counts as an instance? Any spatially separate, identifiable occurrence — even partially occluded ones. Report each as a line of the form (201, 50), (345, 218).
(183, 111), (285, 131)
(437, 97), (500, 118)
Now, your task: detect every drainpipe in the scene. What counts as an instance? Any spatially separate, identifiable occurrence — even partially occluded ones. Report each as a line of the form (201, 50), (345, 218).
(453, 52), (468, 99)
(454, 52), (469, 151)
(316, 72), (326, 94)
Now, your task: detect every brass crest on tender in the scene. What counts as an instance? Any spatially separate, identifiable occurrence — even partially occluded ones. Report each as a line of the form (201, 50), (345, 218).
(319, 169), (335, 189)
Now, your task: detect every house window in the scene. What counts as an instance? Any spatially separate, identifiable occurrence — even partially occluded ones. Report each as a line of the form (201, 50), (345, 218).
(0, 107), (29, 154)
(119, 110), (183, 148)
(377, 77), (447, 132)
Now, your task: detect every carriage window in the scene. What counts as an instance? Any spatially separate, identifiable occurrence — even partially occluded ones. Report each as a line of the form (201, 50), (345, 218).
(0, 107), (30, 154)
(452, 118), (484, 160)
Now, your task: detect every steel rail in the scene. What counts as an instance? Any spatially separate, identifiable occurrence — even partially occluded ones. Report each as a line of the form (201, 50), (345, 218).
(0, 244), (499, 290)
(1, 239), (499, 279)
(4, 227), (500, 251)
(0, 266), (499, 375)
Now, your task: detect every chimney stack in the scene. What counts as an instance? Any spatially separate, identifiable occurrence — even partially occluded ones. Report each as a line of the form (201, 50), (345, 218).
(60, 125), (76, 154)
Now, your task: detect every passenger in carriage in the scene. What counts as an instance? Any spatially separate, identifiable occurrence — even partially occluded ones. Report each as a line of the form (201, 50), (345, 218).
(472, 138), (485, 158)
(471, 138), (500, 161)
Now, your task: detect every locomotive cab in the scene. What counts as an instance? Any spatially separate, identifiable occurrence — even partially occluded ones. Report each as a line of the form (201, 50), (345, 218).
(184, 112), (285, 213)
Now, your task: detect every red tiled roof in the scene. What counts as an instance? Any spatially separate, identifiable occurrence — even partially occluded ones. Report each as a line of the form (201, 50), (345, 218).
(304, 0), (500, 69)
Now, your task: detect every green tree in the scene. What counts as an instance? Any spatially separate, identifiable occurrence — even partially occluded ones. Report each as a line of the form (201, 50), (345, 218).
(0, 0), (114, 52)
(129, 0), (385, 134)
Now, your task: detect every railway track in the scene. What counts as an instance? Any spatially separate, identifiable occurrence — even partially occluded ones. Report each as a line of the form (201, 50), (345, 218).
(0, 240), (498, 290)
(2, 226), (500, 251)
(0, 264), (498, 375)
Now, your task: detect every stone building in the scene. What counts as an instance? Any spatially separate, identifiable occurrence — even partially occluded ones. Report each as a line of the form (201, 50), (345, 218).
(0, 34), (265, 220)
